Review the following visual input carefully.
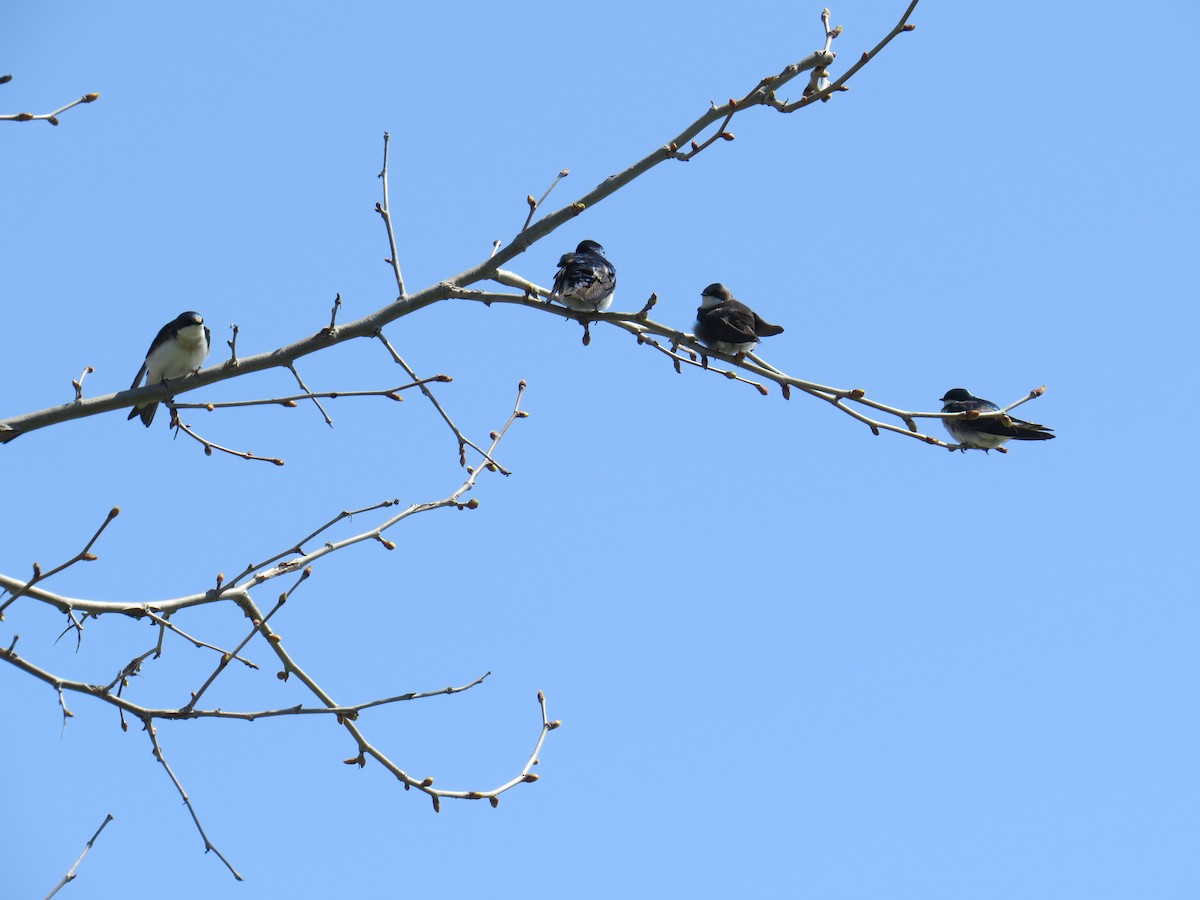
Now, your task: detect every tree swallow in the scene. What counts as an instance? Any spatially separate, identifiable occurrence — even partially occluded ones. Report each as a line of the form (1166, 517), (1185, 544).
(551, 240), (616, 312)
(127, 311), (212, 427)
(939, 388), (1056, 451)
(693, 283), (784, 356)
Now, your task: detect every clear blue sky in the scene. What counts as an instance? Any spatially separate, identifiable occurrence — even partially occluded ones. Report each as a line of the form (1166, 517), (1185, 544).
(3, 1), (1197, 897)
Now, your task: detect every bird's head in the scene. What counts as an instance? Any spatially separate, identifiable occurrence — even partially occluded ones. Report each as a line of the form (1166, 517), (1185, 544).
(699, 283), (732, 309)
(176, 311), (205, 327)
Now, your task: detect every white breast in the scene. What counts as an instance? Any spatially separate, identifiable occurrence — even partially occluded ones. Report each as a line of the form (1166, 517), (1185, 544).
(145, 324), (210, 383)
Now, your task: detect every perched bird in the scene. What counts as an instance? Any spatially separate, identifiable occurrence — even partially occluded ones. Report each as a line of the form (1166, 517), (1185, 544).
(693, 283), (784, 356)
(939, 388), (1056, 451)
(128, 311), (212, 427)
(552, 240), (616, 312)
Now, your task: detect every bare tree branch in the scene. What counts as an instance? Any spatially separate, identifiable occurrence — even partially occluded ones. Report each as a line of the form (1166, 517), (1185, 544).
(1, 382), (544, 878)
(376, 131), (407, 299)
(1, 75), (100, 126)
(145, 720), (244, 880)
(44, 812), (114, 899)
(0, 5), (981, 883)
(0, 2), (923, 445)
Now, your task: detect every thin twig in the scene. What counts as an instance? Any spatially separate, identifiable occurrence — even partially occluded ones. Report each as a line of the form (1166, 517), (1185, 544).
(373, 330), (510, 474)
(174, 418), (286, 465)
(0, 384), (526, 618)
(773, 0), (919, 111)
(521, 168), (570, 231)
(181, 583), (298, 712)
(71, 366), (94, 403)
(999, 385), (1046, 414)
(287, 363), (332, 426)
(226, 324), (239, 365)
(1, 639), (492, 724)
(226, 499), (400, 587)
(671, 104), (738, 161)
(376, 131), (406, 298)
(54, 608), (87, 650)
(100, 642), (162, 694)
(140, 610), (259, 669)
(145, 721), (243, 880)
(43, 812), (114, 899)
(0, 507), (119, 616)
(172, 379), (439, 410)
(1, 88), (100, 126)
(56, 683), (74, 731)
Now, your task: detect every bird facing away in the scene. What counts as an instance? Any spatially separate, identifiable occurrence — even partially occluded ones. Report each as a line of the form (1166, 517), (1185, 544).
(693, 283), (784, 356)
(128, 311), (212, 427)
(939, 388), (1056, 451)
(552, 240), (616, 313)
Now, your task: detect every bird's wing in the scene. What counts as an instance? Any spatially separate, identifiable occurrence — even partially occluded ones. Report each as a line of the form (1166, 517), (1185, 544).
(712, 303), (761, 342)
(555, 255), (615, 304)
(144, 319), (178, 357)
(128, 361), (149, 391)
(964, 412), (1055, 440)
(551, 253), (576, 295)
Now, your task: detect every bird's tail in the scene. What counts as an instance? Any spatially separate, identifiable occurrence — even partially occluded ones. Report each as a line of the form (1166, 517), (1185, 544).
(1012, 420), (1055, 441)
(128, 402), (158, 427)
(758, 323), (785, 337)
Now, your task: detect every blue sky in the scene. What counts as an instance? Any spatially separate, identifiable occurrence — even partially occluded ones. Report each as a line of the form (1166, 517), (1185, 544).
(3, 1), (1197, 897)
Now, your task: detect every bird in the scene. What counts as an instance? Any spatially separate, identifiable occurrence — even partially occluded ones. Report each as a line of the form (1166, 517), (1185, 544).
(551, 240), (616, 312)
(693, 283), (784, 356)
(127, 311), (212, 427)
(939, 388), (1056, 451)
